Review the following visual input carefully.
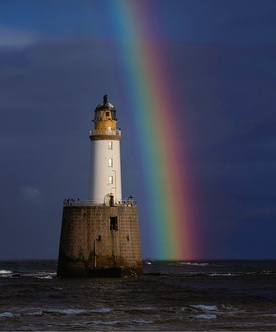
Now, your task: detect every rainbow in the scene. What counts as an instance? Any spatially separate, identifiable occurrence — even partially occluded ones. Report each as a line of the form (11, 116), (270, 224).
(99, 0), (199, 260)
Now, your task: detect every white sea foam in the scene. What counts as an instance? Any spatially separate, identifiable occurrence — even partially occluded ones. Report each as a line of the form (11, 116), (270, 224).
(45, 307), (112, 315)
(132, 319), (154, 324)
(194, 314), (217, 319)
(45, 308), (88, 315)
(93, 318), (153, 326)
(90, 308), (112, 313)
(36, 275), (53, 279)
(181, 306), (190, 312)
(93, 320), (120, 325)
(178, 262), (209, 266)
(265, 314), (276, 317)
(0, 270), (13, 278)
(136, 306), (154, 311)
(209, 273), (235, 277)
(192, 305), (218, 311)
(25, 309), (43, 316)
(20, 272), (57, 279)
(0, 270), (13, 274)
(35, 272), (56, 278)
(0, 312), (14, 318)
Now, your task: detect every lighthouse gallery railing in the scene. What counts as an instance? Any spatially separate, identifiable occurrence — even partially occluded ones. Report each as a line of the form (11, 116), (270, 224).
(63, 198), (136, 206)
(89, 129), (121, 136)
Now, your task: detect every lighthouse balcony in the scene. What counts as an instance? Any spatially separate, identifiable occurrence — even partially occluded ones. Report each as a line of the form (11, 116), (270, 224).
(63, 198), (137, 207)
(89, 129), (121, 137)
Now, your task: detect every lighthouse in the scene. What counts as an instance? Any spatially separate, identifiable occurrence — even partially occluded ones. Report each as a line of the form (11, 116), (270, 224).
(88, 95), (122, 205)
(57, 95), (143, 277)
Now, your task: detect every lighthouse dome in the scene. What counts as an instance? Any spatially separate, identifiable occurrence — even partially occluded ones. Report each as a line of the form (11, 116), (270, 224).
(96, 95), (116, 111)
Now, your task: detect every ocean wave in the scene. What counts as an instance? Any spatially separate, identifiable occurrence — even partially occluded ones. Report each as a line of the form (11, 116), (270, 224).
(25, 309), (43, 316)
(0, 270), (13, 274)
(92, 318), (154, 326)
(92, 320), (120, 325)
(32, 272), (57, 279)
(5, 271), (57, 279)
(264, 314), (276, 317)
(208, 271), (276, 277)
(209, 273), (235, 277)
(132, 319), (154, 324)
(194, 314), (217, 319)
(0, 312), (15, 318)
(126, 306), (156, 315)
(134, 306), (155, 311)
(43, 307), (112, 315)
(0, 270), (13, 277)
(45, 308), (88, 315)
(0, 307), (114, 318)
(172, 262), (210, 267)
(181, 262), (210, 266)
(191, 304), (218, 311)
(90, 308), (113, 313)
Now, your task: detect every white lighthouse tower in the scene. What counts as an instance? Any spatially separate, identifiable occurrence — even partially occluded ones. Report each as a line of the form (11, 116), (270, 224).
(57, 95), (143, 277)
(88, 95), (122, 204)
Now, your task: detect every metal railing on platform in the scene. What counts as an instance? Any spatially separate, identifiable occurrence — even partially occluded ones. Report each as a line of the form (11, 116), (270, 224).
(89, 129), (121, 136)
(118, 199), (137, 206)
(63, 198), (137, 206)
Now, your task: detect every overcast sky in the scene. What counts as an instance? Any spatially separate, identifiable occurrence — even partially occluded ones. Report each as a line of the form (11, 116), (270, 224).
(0, 0), (276, 260)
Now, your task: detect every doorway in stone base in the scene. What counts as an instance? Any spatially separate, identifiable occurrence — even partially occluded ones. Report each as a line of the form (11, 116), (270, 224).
(110, 216), (118, 231)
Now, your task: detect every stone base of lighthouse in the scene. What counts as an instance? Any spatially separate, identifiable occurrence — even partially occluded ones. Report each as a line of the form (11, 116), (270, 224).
(57, 204), (143, 277)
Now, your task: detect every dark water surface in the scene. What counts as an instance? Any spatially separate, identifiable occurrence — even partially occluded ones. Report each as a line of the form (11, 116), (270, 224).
(0, 260), (276, 330)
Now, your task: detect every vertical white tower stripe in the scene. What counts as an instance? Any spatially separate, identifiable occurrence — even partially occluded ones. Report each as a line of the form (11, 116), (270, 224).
(88, 96), (122, 204)
(89, 139), (122, 203)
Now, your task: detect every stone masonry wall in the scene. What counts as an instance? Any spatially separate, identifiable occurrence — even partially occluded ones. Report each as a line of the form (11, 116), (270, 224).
(57, 205), (143, 277)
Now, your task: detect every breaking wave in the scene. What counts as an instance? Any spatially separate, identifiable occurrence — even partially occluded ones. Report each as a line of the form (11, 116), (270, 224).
(194, 314), (217, 319)
(191, 304), (218, 311)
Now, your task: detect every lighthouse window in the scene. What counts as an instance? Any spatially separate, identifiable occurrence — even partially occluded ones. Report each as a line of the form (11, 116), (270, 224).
(108, 176), (113, 184)
(108, 158), (113, 167)
(110, 217), (118, 231)
(108, 141), (113, 150)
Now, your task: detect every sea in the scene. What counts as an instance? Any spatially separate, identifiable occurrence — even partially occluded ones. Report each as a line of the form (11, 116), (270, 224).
(0, 260), (276, 331)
